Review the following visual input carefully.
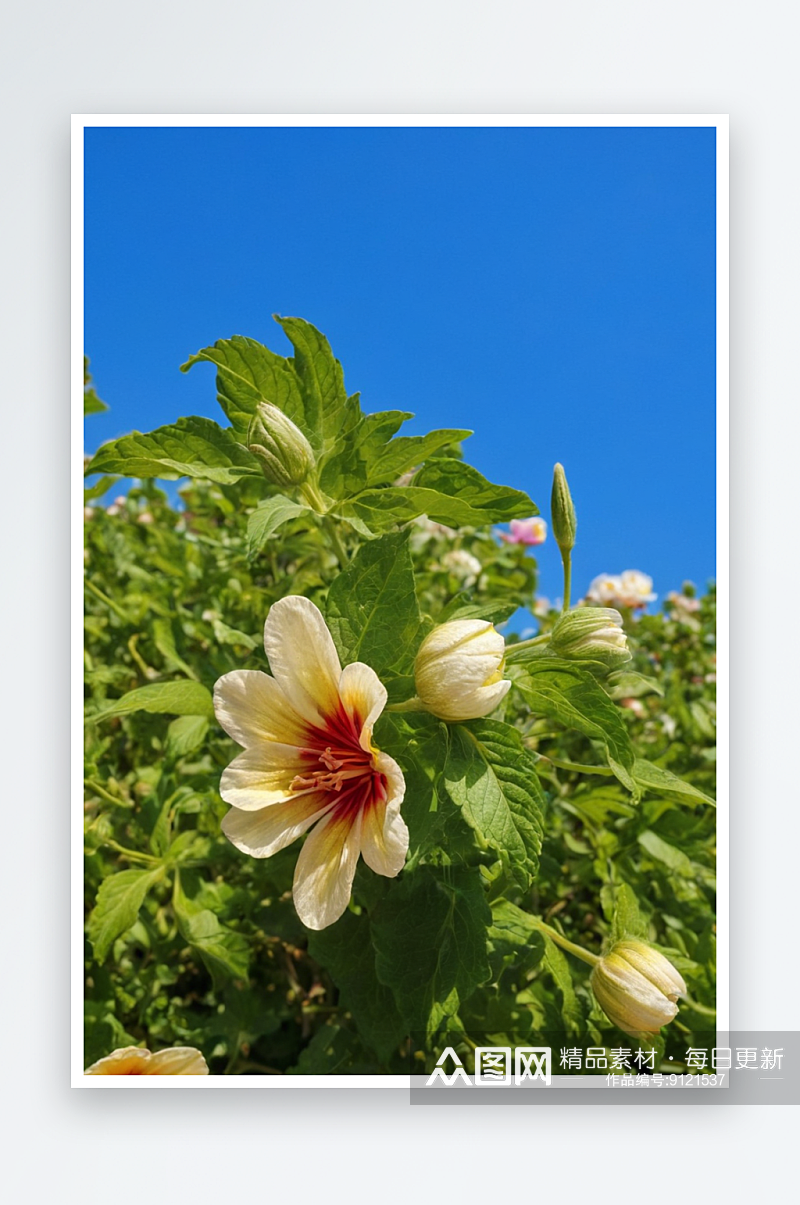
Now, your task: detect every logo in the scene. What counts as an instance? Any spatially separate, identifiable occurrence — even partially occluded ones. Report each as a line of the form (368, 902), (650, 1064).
(426, 1046), (552, 1087)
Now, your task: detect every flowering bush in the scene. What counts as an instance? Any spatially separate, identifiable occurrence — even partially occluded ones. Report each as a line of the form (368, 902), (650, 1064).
(83, 321), (715, 1074)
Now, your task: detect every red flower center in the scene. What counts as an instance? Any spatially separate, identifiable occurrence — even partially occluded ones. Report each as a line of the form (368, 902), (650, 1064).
(290, 705), (387, 817)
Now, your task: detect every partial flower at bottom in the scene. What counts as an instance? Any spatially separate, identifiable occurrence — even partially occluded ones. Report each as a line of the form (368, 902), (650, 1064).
(214, 596), (408, 931)
(85, 1046), (209, 1075)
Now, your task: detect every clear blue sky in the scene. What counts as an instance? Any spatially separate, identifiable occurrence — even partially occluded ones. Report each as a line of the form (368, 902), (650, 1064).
(84, 125), (716, 608)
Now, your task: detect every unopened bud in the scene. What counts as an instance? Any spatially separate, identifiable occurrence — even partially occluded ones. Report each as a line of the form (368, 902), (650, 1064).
(551, 463), (577, 555)
(414, 620), (511, 722)
(550, 607), (631, 667)
(248, 402), (315, 487)
(590, 940), (686, 1036)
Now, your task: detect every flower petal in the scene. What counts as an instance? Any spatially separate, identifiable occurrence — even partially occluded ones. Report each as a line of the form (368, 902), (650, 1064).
(292, 808), (362, 930)
(220, 744), (315, 811)
(338, 661), (388, 751)
(221, 793), (332, 859)
(146, 1048), (209, 1075)
(263, 597), (342, 726)
(213, 669), (310, 749)
(85, 1047), (152, 1075)
(360, 751), (408, 876)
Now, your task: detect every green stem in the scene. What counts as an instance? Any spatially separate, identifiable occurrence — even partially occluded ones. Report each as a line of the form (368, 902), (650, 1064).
(84, 778), (133, 808)
(322, 516), (349, 567)
(561, 550), (572, 614)
(102, 839), (161, 867)
(504, 634), (551, 661)
(528, 916), (599, 967)
(537, 755), (615, 777)
(386, 696), (426, 713)
(680, 995), (716, 1018)
(84, 578), (133, 623)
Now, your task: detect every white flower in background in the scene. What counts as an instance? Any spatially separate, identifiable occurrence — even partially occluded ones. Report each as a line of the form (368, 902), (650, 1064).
(137, 511), (154, 525)
(439, 549), (482, 585)
(408, 516), (458, 552)
(532, 597), (552, 619)
(414, 620), (510, 721)
(498, 517), (547, 546)
(590, 940), (686, 1036)
(214, 597), (407, 931)
(586, 570), (656, 610)
(105, 495), (127, 517)
(85, 1046), (209, 1075)
(84, 507), (95, 521)
(667, 590), (701, 615)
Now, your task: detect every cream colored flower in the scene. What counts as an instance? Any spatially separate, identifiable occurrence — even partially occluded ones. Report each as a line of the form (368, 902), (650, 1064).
(214, 597), (407, 931)
(590, 940), (686, 1036)
(85, 1046), (209, 1075)
(413, 620), (510, 722)
(618, 570), (657, 608)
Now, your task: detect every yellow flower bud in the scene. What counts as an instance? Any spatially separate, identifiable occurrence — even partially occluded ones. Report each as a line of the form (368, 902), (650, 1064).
(248, 401), (315, 487)
(414, 620), (511, 722)
(590, 939), (686, 1036)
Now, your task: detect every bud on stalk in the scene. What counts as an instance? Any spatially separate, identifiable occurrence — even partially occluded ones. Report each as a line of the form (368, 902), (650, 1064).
(551, 463), (577, 555)
(590, 940), (686, 1036)
(414, 620), (510, 721)
(248, 402), (315, 488)
(550, 607), (631, 668)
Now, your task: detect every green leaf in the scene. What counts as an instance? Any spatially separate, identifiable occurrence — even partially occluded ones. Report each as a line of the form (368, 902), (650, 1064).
(412, 460), (537, 521)
(308, 912), (407, 1061)
(165, 715), (209, 759)
(444, 721), (545, 889)
(326, 530), (422, 676)
(372, 866), (491, 1039)
(84, 388), (108, 415)
(541, 934), (583, 1035)
(246, 495), (311, 562)
(367, 428), (473, 486)
(211, 619), (260, 651)
(319, 410), (412, 498)
(605, 671), (665, 700)
(637, 830), (696, 877)
(88, 867), (164, 962)
(488, 900), (546, 971)
(274, 315), (349, 457)
(83, 475), (119, 502)
(151, 617), (198, 680)
(174, 880), (250, 989)
(85, 417), (262, 484)
(633, 758), (716, 807)
(511, 660), (636, 792)
(88, 680), (215, 725)
(181, 335), (305, 438)
(610, 883), (648, 942)
(437, 596), (519, 625)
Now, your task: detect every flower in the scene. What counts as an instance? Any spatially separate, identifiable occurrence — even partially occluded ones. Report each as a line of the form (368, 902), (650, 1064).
(439, 549), (482, 584)
(550, 607), (631, 667)
(85, 1046), (209, 1075)
(586, 570), (656, 610)
(105, 495), (127, 517)
(499, 517), (547, 546)
(590, 940), (686, 1036)
(214, 596), (407, 930)
(413, 620), (510, 721)
(247, 402), (315, 487)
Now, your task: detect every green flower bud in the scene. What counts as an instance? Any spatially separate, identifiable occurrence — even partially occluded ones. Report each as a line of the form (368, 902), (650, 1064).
(550, 607), (631, 667)
(551, 463), (577, 555)
(248, 402), (315, 488)
(590, 940), (686, 1036)
(414, 620), (510, 721)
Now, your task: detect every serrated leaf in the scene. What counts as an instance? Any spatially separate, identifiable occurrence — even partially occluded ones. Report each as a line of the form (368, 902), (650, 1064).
(342, 471), (535, 532)
(85, 417), (262, 484)
(444, 721), (545, 889)
(637, 830), (696, 877)
(274, 315), (349, 457)
(88, 680), (215, 724)
(372, 866), (491, 1039)
(633, 759), (716, 807)
(511, 660), (636, 792)
(174, 880), (249, 989)
(541, 934), (583, 1035)
(246, 495), (311, 561)
(181, 335), (305, 437)
(88, 867), (164, 962)
(308, 912), (407, 1061)
(319, 410), (412, 498)
(488, 900), (546, 970)
(605, 671), (664, 700)
(610, 883), (648, 941)
(367, 428), (473, 486)
(437, 596), (519, 625)
(412, 460), (537, 521)
(326, 530), (421, 676)
(84, 388), (108, 415)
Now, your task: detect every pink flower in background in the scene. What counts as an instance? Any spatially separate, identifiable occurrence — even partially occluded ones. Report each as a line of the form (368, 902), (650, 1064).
(499, 517), (547, 546)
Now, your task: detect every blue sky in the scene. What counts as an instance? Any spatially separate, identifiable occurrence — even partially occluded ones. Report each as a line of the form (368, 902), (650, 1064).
(84, 125), (716, 610)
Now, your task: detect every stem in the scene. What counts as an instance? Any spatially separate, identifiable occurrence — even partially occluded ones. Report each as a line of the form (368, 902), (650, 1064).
(102, 839), (161, 867)
(84, 778), (133, 808)
(84, 578), (133, 623)
(386, 696), (426, 713)
(322, 515), (349, 567)
(504, 634), (551, 660)
(537, 755), (615, 777)
(528, 916), (599, 967)
(561, 549), (572, 614)
(680, 995), (716, 1018)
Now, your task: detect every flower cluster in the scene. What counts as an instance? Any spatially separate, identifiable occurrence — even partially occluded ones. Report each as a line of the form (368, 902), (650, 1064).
(586, 570), (656, 609)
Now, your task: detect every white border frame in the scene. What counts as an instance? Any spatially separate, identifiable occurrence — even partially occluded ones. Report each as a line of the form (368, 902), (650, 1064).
(73, 113), (728, 1088)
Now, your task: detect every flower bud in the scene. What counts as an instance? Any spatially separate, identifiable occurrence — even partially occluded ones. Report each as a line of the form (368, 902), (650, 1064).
(550, 607), (631, 667)
(247, 402), (315, 487)
(590, 940), (686, 1036)
(414, 620), (511, 721)
(551, 463), (577, 555)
